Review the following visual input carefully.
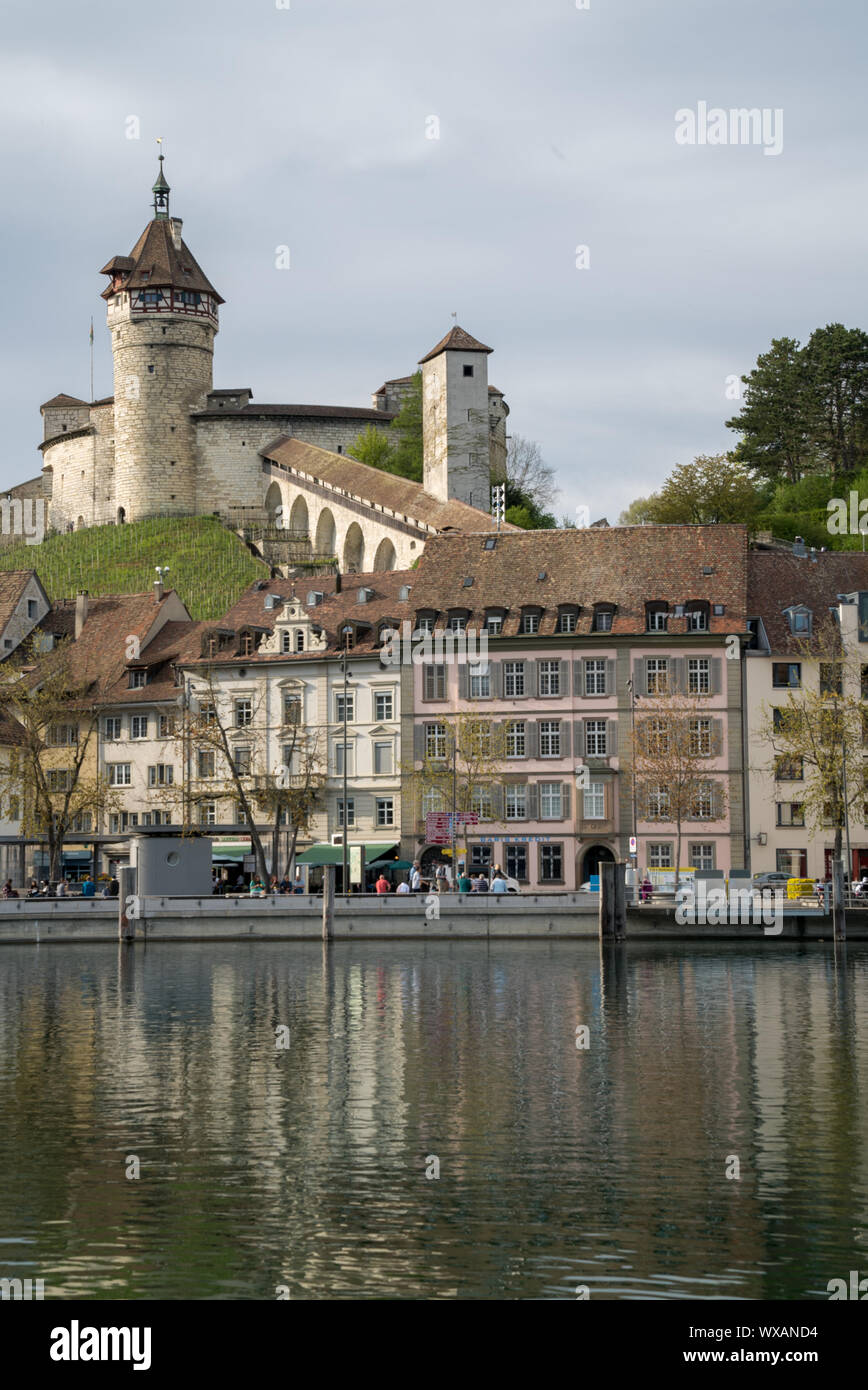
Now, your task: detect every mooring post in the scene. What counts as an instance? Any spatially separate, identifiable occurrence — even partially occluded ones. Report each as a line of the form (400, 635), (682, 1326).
(832, 856), (847, 942)
(613, 860), (627, 939)
(118, 863), (136, 942)
(322, 863), (335, 942)
(599, 861), (615, 939)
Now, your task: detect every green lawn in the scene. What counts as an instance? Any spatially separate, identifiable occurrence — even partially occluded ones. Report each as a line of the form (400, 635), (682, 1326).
(0, 516), (268, 620)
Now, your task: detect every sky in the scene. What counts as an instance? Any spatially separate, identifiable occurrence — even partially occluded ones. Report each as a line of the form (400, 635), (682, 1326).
(1, 0), (865, 524)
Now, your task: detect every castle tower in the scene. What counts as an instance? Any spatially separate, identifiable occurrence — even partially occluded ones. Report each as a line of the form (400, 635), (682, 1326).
(99, 157), (223, 521)
(419, 326), (493, 509)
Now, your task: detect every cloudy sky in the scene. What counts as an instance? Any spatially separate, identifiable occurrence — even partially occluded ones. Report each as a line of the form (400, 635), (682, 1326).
(1, 0), (864, 523)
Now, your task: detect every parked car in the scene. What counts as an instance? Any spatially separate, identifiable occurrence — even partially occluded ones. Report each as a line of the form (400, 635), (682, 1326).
(752, 871), (791, 889)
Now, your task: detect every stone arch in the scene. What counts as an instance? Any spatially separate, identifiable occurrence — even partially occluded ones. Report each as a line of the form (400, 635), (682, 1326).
(289, 494), (309, 537)
(314, 507), (336, 558)
(264, 481), (283, 524)
(580, 844), (615, 885)
(117, 506), (126, 525)
(373, 537), (397, 571)
(76, 515), (85, 530)
(343, 522), (365, 572)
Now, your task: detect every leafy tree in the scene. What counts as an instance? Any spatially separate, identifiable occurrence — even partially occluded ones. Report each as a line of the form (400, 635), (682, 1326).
(388, 372), (424, 481)
(346, 424), (396, 472)
(407, 712), (510, 867)
(726, 337), (814, 483)
(504, 480), (556, 529)
(803, 323), (868, 478)
(251, 717), (326, 880)
(618, 495), (661, 525)
(647, 455), (763, 525)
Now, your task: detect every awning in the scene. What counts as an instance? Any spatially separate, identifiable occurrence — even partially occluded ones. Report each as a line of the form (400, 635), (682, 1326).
(296, 842), (398, 867)
(369, 858), (413, 871)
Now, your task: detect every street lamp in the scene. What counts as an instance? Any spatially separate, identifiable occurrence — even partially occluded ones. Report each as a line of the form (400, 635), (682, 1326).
(341, 625), (353, 895)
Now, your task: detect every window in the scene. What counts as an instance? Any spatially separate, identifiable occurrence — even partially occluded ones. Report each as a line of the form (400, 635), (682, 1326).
(295, 630), (305, 653)
(374, 741), (393, 775)
(583, 782), (605, 819)
(376, 797), (394, 826)
(281, 630), (292, 653)
(592, 606), (613, 633)
(540, 843), (564, 881)
(48, 769), (71, 792)
(776, 802), (805, 826)
(520, 610), (540, 634)
(538, 660), (560, 696)
(448, 613), (467, 633)
(233, 747), (252, 776)
(558, 609), (577, 633)
(690, 843), (714, 871)
(240, 633), (254, 657)
(158, 715), (175, 738)
(687, 658), (710, 695)
(48, 724), (77, 746)
(107, 763), (132, 786)
(200, 701), (216, 725)
(283, 695), (301, 725)
(686, 607), (708, 632)
(415, 616), (434, 635)
(198, 800), (217, 826)
(103, 717), (122, 741)
(426, 723), (447, 760)
(235, 802), (248, 824)
(506, 844), (528, 880)
(470, 844), (492, 869)
(337, 799), (355, 827)
(540, 782), (563, 818)
(647, 784), (670, 819)
(375, 691), (394, 721)
(787, 607), (811, 634)
(147, 765), (174, 786)
(775, 755), (804, 781)
(71, 811), (91, 832)
(470, 787), (493, 820)
(505, 785), (527, 819)
(334, 743), (355, 776)
(820, 662), (843, 696)
(773, 663), (801, 689)
(235, 698), (253, 728)
(466, 722), (491, 759)
(648, 842), (673, 869)
(689, 717), (712, 756)
(197, 749), (216, 778)
(646, 658), (669, 695)
(335, 692), (355, 723)
(470, 668), (491, 699)
(585, 720), (607, 756)
(777, 848), (807, 877)
(485, 614), (503, 636)
(646, 606), (668, 632)
(130, 715), (148, 740)
(128, 669), (147, 689)
(422, 787), (445, 815)
(504, 661), (525, 697)
(424, 664), (446, 700)
(27, 599), (37, 619)
(584, 660), (606, 696)
(539, 721), (561, 757)
(506, 720), (526, 758)
(463, 364), (474, 377)
(281, 744), (297, 772)
(644, 718), (669, 756)
(690, 783), (714, 819)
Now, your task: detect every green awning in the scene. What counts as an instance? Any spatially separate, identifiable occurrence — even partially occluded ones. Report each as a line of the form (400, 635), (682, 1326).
(369, 858), (413, 871)
(296, 842), (398, 867)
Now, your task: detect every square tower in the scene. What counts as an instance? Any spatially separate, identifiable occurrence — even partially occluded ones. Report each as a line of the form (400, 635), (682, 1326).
(420, 327), (493, 509)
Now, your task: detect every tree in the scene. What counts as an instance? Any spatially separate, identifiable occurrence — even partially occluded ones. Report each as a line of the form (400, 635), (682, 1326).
(407, 712), (510, 867)
(387, 371), (424, 481)
(506, 434), (559, 515)
(251, 717), (326, 879)
(803, 323), (868, 478)
(643, 455), (763, 525)
(618, 495), (661, 525)
(346, 424), (396, 472)
(726, 336), (815, 483)
(630, 685), (728, 877)
(0, 639), (118, 881)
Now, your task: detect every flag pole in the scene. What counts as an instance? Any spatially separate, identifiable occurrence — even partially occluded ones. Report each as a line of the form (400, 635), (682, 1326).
(89, 318), (94, 402)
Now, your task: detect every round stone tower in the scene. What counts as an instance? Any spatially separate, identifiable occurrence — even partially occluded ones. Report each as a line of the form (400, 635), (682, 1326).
(99, 157), (223, 521)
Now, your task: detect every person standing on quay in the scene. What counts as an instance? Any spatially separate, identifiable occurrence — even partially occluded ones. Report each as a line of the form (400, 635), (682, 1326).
(375, 873), (391, 895)
(458, 870), (471, 894)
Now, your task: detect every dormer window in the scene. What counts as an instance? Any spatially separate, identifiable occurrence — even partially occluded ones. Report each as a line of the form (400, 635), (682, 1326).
(241, 633), (254, 657)
(591, 604), (615, 633)
(447, 610), (469, 633)
(685, 602), (709, 632)
(520, 607), (542, 634)
(785, 605), (812, 635)
(128, 669), (146, 689)
(295, 629), (305, 652)
(557, 606), (579, 634)
(646, 602), (669, 633)
(281, 630), (292, 653)
(484, 608), (506, 636)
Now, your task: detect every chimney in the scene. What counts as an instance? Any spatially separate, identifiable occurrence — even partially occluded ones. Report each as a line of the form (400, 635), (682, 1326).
(793, 535), (807, 558)
(335, 571), (342, 594)
(154, 576), (164, 603)
(74, 590), (88, 639)
(170, 217), (183, 250)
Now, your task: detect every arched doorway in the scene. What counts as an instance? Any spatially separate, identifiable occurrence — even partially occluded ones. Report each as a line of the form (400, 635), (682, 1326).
(580, 844), (615, 883)
(373, 536), (397, 571)
(264, 482), (283, 525)
(314, 507), (336, 558)
(117, 507), (126, 525)
(289, 494), (309, 537)
(343, 522), (365, 572)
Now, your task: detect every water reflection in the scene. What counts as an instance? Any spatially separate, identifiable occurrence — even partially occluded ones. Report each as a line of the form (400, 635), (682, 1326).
(0, 941), (865, 1299)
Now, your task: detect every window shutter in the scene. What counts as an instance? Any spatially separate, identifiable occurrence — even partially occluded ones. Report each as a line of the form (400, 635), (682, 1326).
(574, 660), (583, 697)
(414, 723), (425, 760)
(671, 657), (685, 695)
(710, 657), (722, 695)
(574, 720), (583, 756)
(526, 659), (538, 697)
(528, 781), (539, 819)
(458, 663), (469, 699)
(559, 660), (569, 696)
(490, 661), (503, 698)
(713, 781), (725, 820)
(561, 783), (571, 820)
(606, 719), (616, 757)
(580, 717), (589, 757)
(527, 721), (539, 758)
(605, 659), (615, 696)
(561, 721), (571, 758)
(634, 657), (645, 698)
(491, 783), (505, 821)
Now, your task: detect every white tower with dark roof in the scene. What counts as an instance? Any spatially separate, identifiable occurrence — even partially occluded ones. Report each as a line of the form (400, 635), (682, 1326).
(100, 156), (223, 521)
(419, 326), (493, 509)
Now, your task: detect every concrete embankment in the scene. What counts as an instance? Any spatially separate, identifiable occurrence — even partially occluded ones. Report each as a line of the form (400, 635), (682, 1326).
(0, 894), (859, 942)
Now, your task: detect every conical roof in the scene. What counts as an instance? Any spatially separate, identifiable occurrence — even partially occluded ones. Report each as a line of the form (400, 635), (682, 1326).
(418, 325), (493, 364)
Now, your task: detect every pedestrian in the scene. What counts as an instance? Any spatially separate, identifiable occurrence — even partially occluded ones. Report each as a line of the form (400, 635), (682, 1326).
(458, 870), (471, 894)
(56, 878), (69, 898)
(640, 874), (653, 904)
(491, 872), (508, 894)
(375, 873), (391, 894)
(27, 879), (40, 898)
(2, 878), (15, 898)
(477, 872), (490, 893)
(396, 879), (411, 894)
(410, 862), (422, 893)
(81, 876), (95, 898)
(435, 863), (447, 893)
(248, 876), (266, 897)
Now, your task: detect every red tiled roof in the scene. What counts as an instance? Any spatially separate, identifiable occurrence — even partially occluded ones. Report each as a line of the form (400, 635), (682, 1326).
(38, 593), (196, 703)
(100, 218), (223, 302)
(748, 549), (868, 652)
(418, 326), (493, 364)
(0, 571), (37, 636)
(40, 393), (87, 412)
(195, 403), (395, 422)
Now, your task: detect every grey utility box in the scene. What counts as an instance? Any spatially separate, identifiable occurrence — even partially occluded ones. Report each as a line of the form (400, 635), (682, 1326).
(130, 835), (212, 897)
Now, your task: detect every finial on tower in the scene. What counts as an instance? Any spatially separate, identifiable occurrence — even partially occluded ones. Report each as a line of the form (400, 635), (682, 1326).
(152, 138), (170, 219)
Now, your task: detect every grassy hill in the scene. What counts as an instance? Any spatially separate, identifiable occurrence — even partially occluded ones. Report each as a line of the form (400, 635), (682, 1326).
(0, 516), (268, 620)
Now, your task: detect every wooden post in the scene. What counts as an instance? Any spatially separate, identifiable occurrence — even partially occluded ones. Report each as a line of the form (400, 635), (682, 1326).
(118, 863), (136, 942)
(322, 863), (335, 942)
(832, 856), (847, 942)
(599, 861), (615, 939)
(613, 860), (627, 939)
